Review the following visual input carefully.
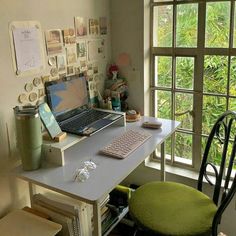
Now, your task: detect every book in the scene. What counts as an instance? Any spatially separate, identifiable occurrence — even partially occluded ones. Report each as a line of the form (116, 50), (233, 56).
(33, 193), (92, 236)
(32, 203), (74, 236)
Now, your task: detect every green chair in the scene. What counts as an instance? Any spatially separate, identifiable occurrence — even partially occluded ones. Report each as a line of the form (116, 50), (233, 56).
(129, 111), (236, 236)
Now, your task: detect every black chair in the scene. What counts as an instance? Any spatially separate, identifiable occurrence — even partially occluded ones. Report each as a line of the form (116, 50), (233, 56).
(129, 111), (236, 236)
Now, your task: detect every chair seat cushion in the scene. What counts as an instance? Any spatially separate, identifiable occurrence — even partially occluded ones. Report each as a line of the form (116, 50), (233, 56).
(129, 181), (217, 236)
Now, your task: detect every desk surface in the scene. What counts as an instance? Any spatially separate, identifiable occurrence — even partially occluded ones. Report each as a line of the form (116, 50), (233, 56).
(15, 116), (180, 204)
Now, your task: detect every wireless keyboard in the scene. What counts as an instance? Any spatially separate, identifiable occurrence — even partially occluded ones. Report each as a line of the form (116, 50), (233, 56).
(100, 129), (152, 159)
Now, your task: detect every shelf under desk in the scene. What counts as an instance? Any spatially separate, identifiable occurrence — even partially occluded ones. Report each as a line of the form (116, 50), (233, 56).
(14, 116), (180, 236)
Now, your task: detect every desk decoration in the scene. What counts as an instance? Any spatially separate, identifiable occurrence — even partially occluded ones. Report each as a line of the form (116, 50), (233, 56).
(74, 160), (97, 182)
(126, 110), (141, 122)
(38, 103), (65, 141)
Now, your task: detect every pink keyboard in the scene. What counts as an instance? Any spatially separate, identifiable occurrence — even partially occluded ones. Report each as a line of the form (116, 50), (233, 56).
(99, 129), (152, 159)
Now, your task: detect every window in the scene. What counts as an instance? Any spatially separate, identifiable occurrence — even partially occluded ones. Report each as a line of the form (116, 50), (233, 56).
(151, 0), (236, 170)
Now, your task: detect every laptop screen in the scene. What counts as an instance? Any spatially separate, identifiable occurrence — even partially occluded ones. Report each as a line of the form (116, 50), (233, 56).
(45, 76), (89, 117)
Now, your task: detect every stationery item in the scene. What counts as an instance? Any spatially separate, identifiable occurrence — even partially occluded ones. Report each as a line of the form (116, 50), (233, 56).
(45, 75), (122, 136)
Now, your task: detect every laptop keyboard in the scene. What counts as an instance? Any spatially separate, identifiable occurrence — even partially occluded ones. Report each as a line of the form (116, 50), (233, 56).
(61, 109), (109, 131)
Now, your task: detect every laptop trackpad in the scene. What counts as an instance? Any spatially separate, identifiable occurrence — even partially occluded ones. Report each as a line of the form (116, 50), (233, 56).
(82, 119), (113, 135)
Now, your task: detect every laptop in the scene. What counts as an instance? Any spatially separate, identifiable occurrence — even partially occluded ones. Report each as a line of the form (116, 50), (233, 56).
(45, 75), (122, 136)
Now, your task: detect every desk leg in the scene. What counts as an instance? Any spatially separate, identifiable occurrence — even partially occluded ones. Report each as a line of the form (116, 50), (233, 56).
(160, 142), (166, 181)
(28, 182), (36, 206)
(93, 202), (102, 236)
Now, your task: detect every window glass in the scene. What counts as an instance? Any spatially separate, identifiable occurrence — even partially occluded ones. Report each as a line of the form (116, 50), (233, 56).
(175, 92), (193, 130)
(174, 132), (193, 164)
(205, 2), (230, 48)
(156, 90), (172, 119)
(155, 56), (172, 87)
(229, 56), (236, 96)
(176, 57), (194, 90)
(176, 4), (198, 47)
(202, 95), (226, 134)
(204, 56), (228, 94)
(153, 5), (173, 47)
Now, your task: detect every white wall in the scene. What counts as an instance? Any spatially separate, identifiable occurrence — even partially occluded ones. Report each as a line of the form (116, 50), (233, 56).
(0, 0), (111, 216)
(110, 0), (150, 115)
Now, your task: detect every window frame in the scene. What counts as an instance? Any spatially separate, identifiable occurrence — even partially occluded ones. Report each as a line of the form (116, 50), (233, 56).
(150, 0), (236, 171)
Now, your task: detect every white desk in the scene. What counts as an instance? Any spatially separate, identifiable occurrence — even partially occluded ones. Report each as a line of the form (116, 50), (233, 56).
(14, 116), (180, 236)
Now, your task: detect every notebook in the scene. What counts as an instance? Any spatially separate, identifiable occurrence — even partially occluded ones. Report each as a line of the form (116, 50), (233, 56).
(45, 75), (122, 136)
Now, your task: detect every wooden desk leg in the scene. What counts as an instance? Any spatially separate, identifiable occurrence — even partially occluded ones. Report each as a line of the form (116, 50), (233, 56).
(28, 182), (36, 206)
(93, 202), (102, 236)
(160, 142), (166, 181)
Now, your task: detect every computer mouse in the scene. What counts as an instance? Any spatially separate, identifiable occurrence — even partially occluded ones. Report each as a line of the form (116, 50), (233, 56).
(142, 120), (162, 129)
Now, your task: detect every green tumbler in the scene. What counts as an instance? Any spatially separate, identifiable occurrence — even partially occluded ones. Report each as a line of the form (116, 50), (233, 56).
(14, 106), (42, 171)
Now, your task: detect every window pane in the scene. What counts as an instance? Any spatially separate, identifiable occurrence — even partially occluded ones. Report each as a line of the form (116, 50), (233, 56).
(202, 95), (226, 134)
(155, 56), (172, 87)
(175, 92), (193, 130)
(202, 136), (236, 171)
(153, 5), (173, 47)
(176, 4), (198, 47)
(156, 90), (172, 119)
(202, 136), (223, 167)
(205, 2), (230, 48)
(174, 132), (192, 164)
(229, 57), (236, 96)
(176, 57), (194, 90)
(204, 56), (228, 94)
(155, 136), (172, 161)
(229, 98), (236, 111)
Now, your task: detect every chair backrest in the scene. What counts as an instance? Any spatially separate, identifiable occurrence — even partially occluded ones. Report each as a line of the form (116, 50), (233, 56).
(197, 110), (236, 234)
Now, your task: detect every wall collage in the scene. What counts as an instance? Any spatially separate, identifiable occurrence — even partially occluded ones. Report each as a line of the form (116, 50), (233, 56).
(10, 16), (108, 107)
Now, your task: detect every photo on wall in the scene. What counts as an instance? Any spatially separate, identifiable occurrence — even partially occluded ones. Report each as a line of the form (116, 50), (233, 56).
(74, 17), (87, 37)
(66, 46), (77, 65)
(89, 18), (99, 36)
(99, 17), (107, 35)
(62, 28), (76, 45)
(76, 40), (87, 60)
(56, 54), (66, 72)
(45, 29), (63, 55)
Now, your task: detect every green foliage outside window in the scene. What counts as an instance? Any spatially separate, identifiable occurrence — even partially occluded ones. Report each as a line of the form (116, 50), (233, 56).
(155, 2), (236, 168)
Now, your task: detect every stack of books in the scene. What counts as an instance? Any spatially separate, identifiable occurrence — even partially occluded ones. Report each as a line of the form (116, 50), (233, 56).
(100, 195), (119, 235)
(32, 193), (93, 236)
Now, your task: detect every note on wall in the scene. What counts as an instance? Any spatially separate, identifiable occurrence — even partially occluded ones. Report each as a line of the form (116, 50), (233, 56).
(13, 27), (42, 73)
(9, 21), (45, 77)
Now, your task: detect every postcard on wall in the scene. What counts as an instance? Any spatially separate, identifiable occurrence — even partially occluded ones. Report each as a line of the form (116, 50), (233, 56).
(45, 29), (63, 55)
(100, 17), (107, 35)
(66, 46), (77, 65)
(75, 17), (87, 37)
(76, 40), (87, 60)
(62, 28), (76, 45)
(56, 54), (66, 72)
(89, 18), (99, 36)
(11, 23), (44, 74)
(88, 39), (105, 61)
